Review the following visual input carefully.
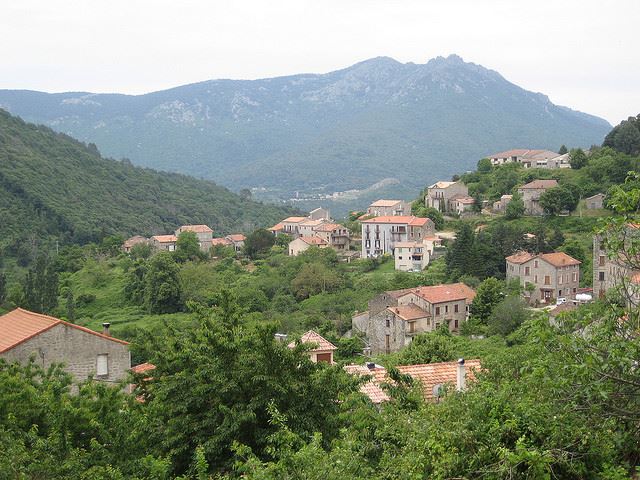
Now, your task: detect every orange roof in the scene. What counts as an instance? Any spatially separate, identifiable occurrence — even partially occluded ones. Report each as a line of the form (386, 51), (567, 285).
(506, 251), (535, 264)
(489, 149), (532, 158)
(362, 215), (431, 226)
(396, 359), (481, 400)
(412, 283), (476, 304)
(456, 196), (476, 204)
(519, 179), (558, 190)
(489, 149), (558, 160)
(540, 252), (581, 267)
(344, 364), (390, 404)
(370, 199), (402, 207)
(152, 234), (177, 243)
(313, 223), (342, 232)
(288, 330), (337, 351)
(123, 235), (148, 248)
(388, 304), (429, 321)
(0, 308), (128, 354)
(429, 181), (457, 189)
(211, 237), (232, 246)
(226, 234), (246, 242)
(282, 216), (307, 223)
(299, 236), (328, 246)
(269, 223), (284, 232)
(131, 362), (156, 374)
(177, 224), (213, 233)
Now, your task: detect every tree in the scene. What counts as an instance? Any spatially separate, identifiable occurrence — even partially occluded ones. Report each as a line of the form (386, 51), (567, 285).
(472, 194), (483, 213)
(487, 296), (530, 336)
(239, 188), (252, 201)
(21, 255), (58, 314)
(548, 227), (565, 250)
(65, 289), (75, 322)
(445, 223), (475, 279)
(123, 258), (147, 305)
(471, 277), (504, 324)
(144, 252), (182, 313)
(603, 115), (640, 156)
(393, 328), (455, 365)
(505, 192), (525, 220)
(539, 185), (580, 216)
(477, 158), (492, 173)
(558, 144), (568, 155)
(569, 148), (588, 169)
(0, 271), (6, 305)
(423, 207), (445, 230)
(175, 231), (204, 262)
(291, 262), (342, 300)
(244, 229), (276, 259)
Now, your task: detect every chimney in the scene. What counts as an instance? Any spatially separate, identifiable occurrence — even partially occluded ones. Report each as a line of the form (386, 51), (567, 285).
(366, 362), (376, 370)
(456, 358), (466, 391)
(102, 322), (111, 337)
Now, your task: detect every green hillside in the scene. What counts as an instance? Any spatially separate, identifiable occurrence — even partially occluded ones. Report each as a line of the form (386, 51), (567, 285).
(0, 109), (294, 255)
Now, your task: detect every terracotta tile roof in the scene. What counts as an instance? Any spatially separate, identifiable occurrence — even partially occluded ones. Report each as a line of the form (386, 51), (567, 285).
(288, 330), (337, 351)
(211, 237), (232, 246)
(299, 219), (325, 227)
(387, 304), (430, 321)
(489, 149), (532, 158)
(412, 283), (476, 304)
(456, 196), (476, 204)
(226, 234), (246, 242)
(344, 364), (390, 404)
(386, 288), (415, 299)
(396, 359), (481, 400)
(299, 236), (328, 246)
(269, 223), (284, 232)
(540, 252), (581, 267)
(131, 362), (156, 374)
(370, 199), (402, 207)
(123, 236), (149, 248)
(313, 223), (342, 232)
(152, 234), (177, 243)
(506, 251), (535, 264)
(429, 181), (457, 189)
(282, 216), (307, 223)
(177, 224), (213, 233)
(362, 216), (432, 226)
(519, 179), (559, 190)
(0, 308), (128, 354)
(489, 149), (558, 160)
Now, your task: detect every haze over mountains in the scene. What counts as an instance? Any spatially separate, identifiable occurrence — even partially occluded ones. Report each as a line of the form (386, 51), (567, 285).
(0, 55), (611, 210)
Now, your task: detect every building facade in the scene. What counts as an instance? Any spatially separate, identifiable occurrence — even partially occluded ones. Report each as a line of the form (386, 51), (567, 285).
(151, 234), (177, 251)
(366, 199), (409, 217)
(393, 237), (441, 272)
(487, 149), (569, 169)
(517, 179), (559, 216)
(361, 216), (435, 258)
(175, 225), (214, 251)
(425, 181), (469, 214)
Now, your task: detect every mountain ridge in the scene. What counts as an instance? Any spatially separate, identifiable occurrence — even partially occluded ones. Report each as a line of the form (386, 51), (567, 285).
(0, 55), (611, 209)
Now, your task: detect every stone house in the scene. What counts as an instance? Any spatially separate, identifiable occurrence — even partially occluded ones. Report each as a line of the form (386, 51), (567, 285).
(226, 234), (246, 253)
(352, 283), (476, 354)
(593, 228), (640, 304)
(492, 194), (513, 213)
(585, 193), (605, 210)
(312, 223), (350, 250)
(288, 236), (328, 256)
(393, 236), (441, 272)
(451, 196), (476, 215)
(425, 181), (469, 214)
(175, 225), (214, 251)
(122, 235), (150, 253)
(366, 199), (409, 217)
(308, 207), (330, 221)
(0, 308), (130, 385)
(517, 179), (558, 216)
(279, 216), (308, 237)
(361, 216), (435, 258)
(288, 330), (336, 363)
(151, 234), (177, 252)
(297, 219), (328, 237)
(506, 251), (581, 304)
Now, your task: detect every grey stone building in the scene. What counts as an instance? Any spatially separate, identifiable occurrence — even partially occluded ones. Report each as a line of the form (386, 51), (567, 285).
(175, 224), (214, 251)
(517, 179), (559, 216)
(0, 308), (131, 385)
(352, 283), (476, 354)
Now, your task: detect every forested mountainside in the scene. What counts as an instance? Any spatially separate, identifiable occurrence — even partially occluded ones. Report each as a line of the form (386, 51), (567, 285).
(0, 109), (294, 254)
(0, 55), (611, 202)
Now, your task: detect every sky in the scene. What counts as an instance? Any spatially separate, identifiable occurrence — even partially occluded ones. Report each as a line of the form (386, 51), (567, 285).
(0, 0), (638, 125)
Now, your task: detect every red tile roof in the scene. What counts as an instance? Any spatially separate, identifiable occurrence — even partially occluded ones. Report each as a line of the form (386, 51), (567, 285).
(387, 304), (430, 321)
(211, 237), (232, 246)
(506, 251), (536, 264)
(396, 359), (481, 401)
(131, 362), (156, 374)
(540, 252), (581, 267)
(344, 364), (390, 404)
(0, 308), (128, 354)
(152, 234), (177, 243)
(226, 234), (246, 242)
(313, 223), (342, 232)
(282, 216), (307, 223)
(269, 223), (284, 232)
(299, 236), (328, 246)
(413, 283), (476, 304)
(123, 236), (149, 248)
(370, 199), (402, 207)
(177, 224), (213, 233)
(362, 215), (432, 226)
(519, 179), (559, 190)
(288, 330), (337, 351)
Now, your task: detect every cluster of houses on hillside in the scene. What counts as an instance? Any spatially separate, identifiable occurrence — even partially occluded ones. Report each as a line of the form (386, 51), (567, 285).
(123, 225), (246, 255)
(487, 149), (571, 169)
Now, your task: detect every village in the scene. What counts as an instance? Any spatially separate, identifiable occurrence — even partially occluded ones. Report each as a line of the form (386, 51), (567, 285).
(0, 145), (625, 408)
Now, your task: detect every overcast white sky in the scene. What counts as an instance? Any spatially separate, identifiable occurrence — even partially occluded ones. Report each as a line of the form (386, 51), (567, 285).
(1, 0), (638, 124)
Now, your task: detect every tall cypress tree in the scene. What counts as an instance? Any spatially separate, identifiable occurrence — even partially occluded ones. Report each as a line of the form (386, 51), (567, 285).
(22, 255), (58, 314)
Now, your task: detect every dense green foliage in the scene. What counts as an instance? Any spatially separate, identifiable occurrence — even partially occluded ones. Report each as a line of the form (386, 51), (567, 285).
(0, 109), (294, 264)
(603, 114), (640, 156)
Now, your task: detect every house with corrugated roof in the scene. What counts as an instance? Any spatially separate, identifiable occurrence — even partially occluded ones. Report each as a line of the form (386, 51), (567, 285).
(506, 251), (581, 304)
(352, 283), (476, 354)
(0, 308), (130, 385)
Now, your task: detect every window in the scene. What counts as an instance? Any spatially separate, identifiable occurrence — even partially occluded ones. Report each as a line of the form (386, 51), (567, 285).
(544, 276), (551, 285)
(96, 354), (108, 377)
(534, 260), (539, 268)
(385, 335), (391, 353)
(599, 272), (605, 281)
(558, 290), (562, 297)
(454, 304), (459, 313)
(558, 275), (563, 285)
(454, 319), (459, 329)
(534, 275), (538, 283)
(572, 272), (578, 282)
(445, 305), (449, 313)
(525, 266), (530, 276)
(599, 255), (605, 266)
(386, 318), (390, 328)
(435, 306), (441, 315)
(398, 256), (403, 260)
